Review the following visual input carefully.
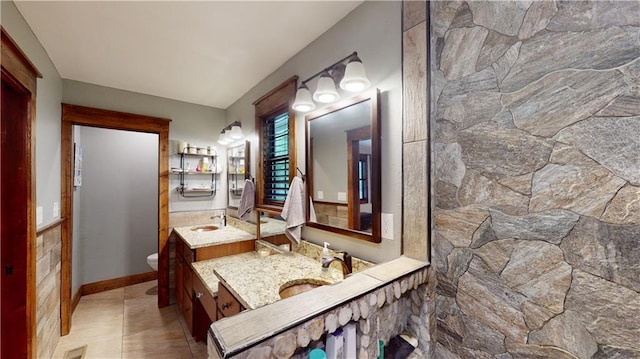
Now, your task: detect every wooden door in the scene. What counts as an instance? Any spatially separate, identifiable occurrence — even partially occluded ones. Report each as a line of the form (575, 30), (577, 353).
(1, 69), (30, 359)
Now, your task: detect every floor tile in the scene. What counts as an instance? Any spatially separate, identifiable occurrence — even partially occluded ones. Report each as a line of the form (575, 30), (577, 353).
(53, 280), (207, 359)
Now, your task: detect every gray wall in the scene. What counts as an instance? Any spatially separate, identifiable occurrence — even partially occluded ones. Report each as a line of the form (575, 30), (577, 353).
(1, 0), (63, 228)
(432, 1), (640, 358)
(63, 79), (229, 212)
(312, 132), (347, 203)
(77, 127), (158, 283)
(225, 1), (402, 264)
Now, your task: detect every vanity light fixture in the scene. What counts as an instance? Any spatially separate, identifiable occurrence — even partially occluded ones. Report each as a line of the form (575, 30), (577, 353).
(216, 121), (243, 146)
(292, 51), (370, 113)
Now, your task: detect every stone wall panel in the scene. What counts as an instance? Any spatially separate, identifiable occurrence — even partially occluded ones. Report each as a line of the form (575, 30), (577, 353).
(547, 1), (640, 31)
(555, 116), (640, 186)
(441, 27), (489, 81)
(529, 310), (598, 359)
(435, 205), (489, 248)
(467, 1), (531, 37)
(501, 27), (640, 92)
(435, 142), (465, 187)
(503, 69), (627, 137)
(433, 1), (640, 357)
(458, 171), (529, 215)
(473, 239), (514, 274)
(565, 270), (640, 349)
(459, 122), (553, 180)
(601, 184), (640, 225)
(530, 163), (626, 218)
(490, 209), (579, 244)
(476, 30), (519, 71)
(517, 0), (557, 40)
(457, 256), (528, 342)
(561, 217), (640, 293)
(500, 240), (571, 314)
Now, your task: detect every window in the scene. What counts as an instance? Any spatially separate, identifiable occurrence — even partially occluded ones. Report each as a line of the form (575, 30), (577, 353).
(263, 112), (290, 203)
(253, 76), (298, 210)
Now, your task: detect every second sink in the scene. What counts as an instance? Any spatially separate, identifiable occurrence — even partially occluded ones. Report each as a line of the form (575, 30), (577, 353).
(279, 278), (331, 299)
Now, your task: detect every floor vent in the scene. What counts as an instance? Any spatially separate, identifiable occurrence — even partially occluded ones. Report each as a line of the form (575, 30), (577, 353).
(64, 345), (87, 359)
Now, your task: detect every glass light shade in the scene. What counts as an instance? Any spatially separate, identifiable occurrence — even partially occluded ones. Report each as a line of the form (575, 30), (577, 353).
(292, 85), (316, 112)
(340, 59), (370, 92)
(229, 125), (243, 139)
(217, 132), (229, 145)
(313, 74), (340, 103)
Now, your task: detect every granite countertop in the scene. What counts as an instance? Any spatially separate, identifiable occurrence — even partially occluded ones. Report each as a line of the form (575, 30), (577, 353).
(173, 224), (255, 249)
(259, 218), (286, 237)
(192, 251), (344, 310)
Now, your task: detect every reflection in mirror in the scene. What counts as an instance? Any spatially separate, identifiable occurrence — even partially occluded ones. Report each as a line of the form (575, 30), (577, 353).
(257, 210), (287, 247)
(306, 89), (380, 243)
(227, 141), (250, 209)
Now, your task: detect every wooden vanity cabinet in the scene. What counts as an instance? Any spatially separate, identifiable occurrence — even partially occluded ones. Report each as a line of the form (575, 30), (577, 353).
(192, 275), (217, 341)
(217, 282), (244, 319)
(175, 235), (254, 340)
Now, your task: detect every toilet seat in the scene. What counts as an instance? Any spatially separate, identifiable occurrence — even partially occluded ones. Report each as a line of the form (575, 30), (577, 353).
(147, 253), (158, 271)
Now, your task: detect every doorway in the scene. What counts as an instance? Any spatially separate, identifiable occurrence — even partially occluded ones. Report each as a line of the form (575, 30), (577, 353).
(1, 27), (41, 359)
(60, 104), (170, 335)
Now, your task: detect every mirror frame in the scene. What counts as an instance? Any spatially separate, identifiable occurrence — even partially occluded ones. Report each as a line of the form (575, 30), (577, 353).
(305, 89), (381, 243)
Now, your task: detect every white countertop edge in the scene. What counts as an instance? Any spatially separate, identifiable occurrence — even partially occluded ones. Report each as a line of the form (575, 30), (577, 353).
(209, 255), (429, 358)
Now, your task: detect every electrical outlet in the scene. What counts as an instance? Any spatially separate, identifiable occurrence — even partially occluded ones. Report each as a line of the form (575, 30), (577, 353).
(382, 213), (393, 240)
(53, 202), (60, 218)
(36, 206), (43, 225)
(317, 191), (324, 200)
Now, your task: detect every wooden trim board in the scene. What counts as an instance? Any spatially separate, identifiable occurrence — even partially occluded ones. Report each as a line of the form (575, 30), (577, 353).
(80, 272), (158, 296)
(61, 104), (171, 335)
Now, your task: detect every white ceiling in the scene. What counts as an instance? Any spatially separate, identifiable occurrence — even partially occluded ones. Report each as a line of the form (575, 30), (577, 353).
(14, 1), (363, 109)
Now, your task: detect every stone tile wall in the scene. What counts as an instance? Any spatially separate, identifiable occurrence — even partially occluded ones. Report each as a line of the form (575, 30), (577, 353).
(35, 224), (62, 358)
(211, 268), (431, 359)
(432, 1), (640, 358)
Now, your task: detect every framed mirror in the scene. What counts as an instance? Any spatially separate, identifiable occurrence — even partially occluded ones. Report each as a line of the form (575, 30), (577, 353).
(305, 89), (380, 243)
(227, 140), (250, 209)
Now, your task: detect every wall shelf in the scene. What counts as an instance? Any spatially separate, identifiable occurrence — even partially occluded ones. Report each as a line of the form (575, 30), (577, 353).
(174, 150), (218, 198)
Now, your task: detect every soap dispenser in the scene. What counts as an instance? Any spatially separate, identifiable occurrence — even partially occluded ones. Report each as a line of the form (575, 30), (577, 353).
(321, 242), (332, 268)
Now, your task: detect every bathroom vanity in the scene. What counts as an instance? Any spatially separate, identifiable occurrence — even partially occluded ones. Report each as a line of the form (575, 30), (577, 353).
(172, 224), (256, 340)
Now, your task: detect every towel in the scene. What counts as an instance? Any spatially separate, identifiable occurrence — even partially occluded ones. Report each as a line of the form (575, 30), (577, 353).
(281, 176), (305, 243)
(309, 196), (317, 223)
(238, 179), (255, 221)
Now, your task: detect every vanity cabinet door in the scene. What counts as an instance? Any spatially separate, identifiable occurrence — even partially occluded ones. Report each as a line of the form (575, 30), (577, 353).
(217, 282), (244, 318)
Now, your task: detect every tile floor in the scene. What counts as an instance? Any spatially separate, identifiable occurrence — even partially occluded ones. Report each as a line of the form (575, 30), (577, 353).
(52, 280), (207, 359)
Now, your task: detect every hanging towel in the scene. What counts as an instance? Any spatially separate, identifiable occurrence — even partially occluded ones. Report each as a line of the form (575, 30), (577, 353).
(238, 179), (255, 221)
(309, 196), (317, 223)
(281, 176), (305, 243)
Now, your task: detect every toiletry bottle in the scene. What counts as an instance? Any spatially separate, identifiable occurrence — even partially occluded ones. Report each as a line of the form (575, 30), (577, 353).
(308, 348), (327, 359)
(321, 242), (332, 268)
(220, 212), (226, 228)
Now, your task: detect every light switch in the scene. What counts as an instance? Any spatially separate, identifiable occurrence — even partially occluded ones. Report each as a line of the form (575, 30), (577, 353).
(53, 202), (60, 218)
(36, 206), (43, 225)
(317, 191), (324, 200)
(337, 192), (347, 201)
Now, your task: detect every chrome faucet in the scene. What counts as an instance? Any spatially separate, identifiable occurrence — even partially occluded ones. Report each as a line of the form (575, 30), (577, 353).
(210, 212), (226, 227)
(322, 251), (352, 277)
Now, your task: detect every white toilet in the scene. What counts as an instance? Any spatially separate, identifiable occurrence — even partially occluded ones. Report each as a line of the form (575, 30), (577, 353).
(146, 253), (158, 271)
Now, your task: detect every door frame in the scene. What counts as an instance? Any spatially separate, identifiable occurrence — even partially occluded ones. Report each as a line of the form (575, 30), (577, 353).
(60, 104), (170, 334)
(1, 26), (42, 359)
